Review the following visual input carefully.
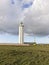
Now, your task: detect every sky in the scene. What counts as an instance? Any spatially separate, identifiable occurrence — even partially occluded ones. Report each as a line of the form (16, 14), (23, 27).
(0, 0), (49, 43)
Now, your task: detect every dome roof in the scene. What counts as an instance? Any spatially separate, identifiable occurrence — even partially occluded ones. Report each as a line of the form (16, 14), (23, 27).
(19, 22), (24, 27)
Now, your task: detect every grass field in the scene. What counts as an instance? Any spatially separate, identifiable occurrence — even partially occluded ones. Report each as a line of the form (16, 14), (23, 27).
(0, 44), (49, 65)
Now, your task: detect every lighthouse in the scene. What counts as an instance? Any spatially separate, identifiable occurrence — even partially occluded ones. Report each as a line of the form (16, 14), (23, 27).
(19, 22), (24, 44)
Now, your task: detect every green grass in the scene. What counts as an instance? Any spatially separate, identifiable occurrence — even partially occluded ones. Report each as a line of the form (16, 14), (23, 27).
(0, 44), (49, 65)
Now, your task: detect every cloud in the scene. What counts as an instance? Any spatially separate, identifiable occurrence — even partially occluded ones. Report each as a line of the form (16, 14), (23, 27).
(0, 0), (49, 36)
(23, 0), (49, 36)
(0, 0), (33, 35)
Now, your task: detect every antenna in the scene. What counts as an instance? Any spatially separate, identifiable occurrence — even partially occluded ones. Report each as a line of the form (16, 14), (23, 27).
(34, 35), (36, 43)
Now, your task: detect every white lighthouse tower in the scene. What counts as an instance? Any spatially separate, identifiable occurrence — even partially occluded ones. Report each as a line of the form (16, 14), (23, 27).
(19, 22), (24, 44)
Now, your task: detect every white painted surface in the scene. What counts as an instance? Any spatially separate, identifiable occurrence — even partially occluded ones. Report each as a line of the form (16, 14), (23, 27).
(19, 22), (24, 44)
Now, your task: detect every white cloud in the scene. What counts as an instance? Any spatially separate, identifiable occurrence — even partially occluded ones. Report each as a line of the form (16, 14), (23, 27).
(0, 0), (33, 34)
(23, 0), (49, 36)
(0, 0), (49, 36)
